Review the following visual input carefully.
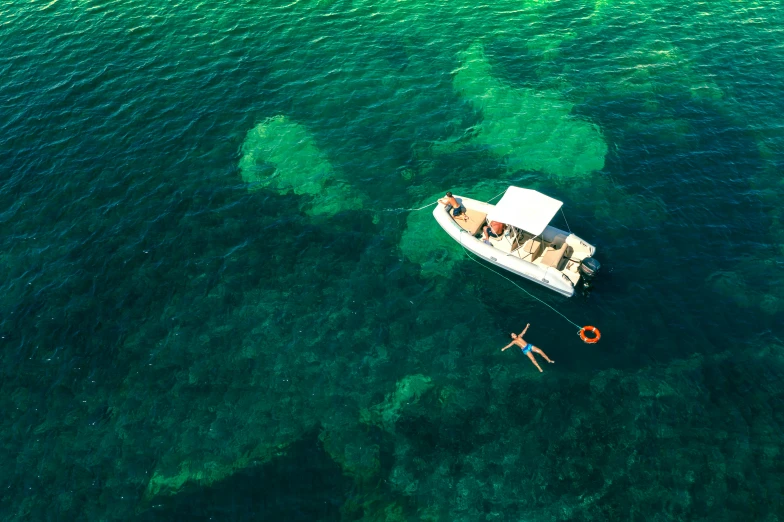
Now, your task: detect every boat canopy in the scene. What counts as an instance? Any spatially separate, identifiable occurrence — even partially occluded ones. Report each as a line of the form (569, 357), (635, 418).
(487, 186), (563, 236)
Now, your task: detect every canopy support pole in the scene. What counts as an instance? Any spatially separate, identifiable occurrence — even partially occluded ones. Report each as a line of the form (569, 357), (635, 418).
(560, 208), (573, 234)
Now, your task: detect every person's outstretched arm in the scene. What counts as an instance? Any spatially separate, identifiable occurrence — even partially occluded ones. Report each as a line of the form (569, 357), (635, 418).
(518, 323), (530, 337)
(501, 342), (515, 351)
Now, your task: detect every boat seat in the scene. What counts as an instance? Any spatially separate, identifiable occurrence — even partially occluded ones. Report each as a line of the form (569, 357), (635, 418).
(519, 238), (543, 261)
(540, 243), (571, 269)
(492, 232), (517, 253)
(453, 208), (487, 236)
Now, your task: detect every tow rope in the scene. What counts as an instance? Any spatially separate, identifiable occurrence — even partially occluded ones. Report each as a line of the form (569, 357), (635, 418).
(459, 231), (599, 344)
(384, 190), (602, 344)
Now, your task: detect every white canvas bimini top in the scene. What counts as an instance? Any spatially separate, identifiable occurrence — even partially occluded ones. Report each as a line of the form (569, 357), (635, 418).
(487, 186), (563, 236)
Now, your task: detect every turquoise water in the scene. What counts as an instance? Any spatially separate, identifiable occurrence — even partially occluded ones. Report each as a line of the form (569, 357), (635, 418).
(2, 0), (784, 519)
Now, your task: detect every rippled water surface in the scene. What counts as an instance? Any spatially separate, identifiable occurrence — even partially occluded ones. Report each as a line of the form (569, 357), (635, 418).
(2, 0), (784, 520)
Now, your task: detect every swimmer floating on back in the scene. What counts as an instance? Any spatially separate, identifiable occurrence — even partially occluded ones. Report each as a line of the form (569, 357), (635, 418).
(501, 323), (554, 373)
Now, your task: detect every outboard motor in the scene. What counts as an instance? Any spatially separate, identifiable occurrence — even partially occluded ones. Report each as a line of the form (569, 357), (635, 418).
(579, 257), (601, 287)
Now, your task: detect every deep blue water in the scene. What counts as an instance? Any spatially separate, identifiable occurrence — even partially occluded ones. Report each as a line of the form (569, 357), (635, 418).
(2, 0), (784, 520)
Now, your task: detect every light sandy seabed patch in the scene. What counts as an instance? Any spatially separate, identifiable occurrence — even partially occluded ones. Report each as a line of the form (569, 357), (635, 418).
(451, 42), (607, 181)
(239, 115), (364, 216)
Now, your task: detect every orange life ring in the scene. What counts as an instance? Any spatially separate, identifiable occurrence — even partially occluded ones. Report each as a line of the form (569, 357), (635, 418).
(579, 326), (601, 344)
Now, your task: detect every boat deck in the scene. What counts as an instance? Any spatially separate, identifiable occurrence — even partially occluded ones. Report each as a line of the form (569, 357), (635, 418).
(434, 190), (595, 296)
(454, 208), (487, 236)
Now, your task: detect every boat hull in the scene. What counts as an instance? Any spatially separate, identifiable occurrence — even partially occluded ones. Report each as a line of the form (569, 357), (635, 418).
(433, 196), (577, 297)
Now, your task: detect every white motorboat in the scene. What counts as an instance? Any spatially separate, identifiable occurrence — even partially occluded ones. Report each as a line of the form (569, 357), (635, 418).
(433, 186), (600, 297)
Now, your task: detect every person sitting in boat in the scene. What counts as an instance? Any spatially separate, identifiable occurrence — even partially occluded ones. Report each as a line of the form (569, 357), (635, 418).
(501, 323), (555, 373)
(482, 220), (505, 242)
(438, 192), (468, 221)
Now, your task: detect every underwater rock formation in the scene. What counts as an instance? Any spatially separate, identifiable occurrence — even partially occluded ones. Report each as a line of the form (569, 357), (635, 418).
(361, 374), (434, 431)
(380, 345), (784, 521)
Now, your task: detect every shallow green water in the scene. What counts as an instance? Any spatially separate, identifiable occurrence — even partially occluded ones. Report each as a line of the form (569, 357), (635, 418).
(2, 0), (784, 520)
